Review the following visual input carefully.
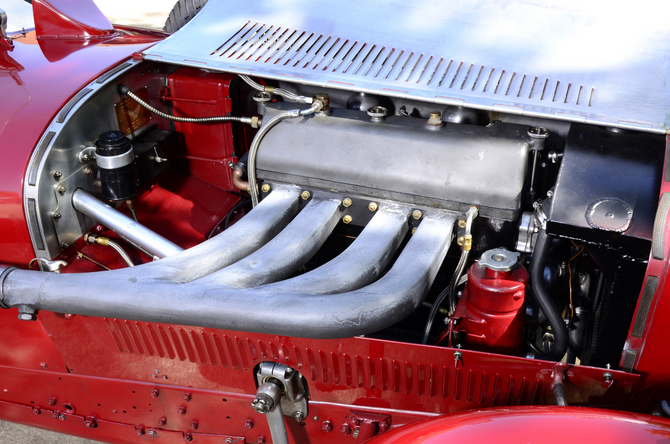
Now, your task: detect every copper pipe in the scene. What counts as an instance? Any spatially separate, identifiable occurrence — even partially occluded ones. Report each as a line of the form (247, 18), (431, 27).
(232, 167), (250, 192)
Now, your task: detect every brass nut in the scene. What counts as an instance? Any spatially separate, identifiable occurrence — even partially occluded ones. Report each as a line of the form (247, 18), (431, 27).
(412, 210), (423, 220)
(261, 184), (271, 193)
(457, 237), (465, 246)
(411, 227), (417, 235)
(342, 215), (352, 224)
(301, 191), (311, 200)
(368, 202), (378, 212)
(458, 220), (467, 228)
(342, 198), (352, 207)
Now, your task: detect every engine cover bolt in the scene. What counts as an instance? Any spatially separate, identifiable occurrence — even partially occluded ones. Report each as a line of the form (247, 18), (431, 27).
(412, 210), (423, 220)
(342, 198), (352, 207)
(322, 421), (333, 432)
(245, 419), (254, 429)
(178, 406), (187, 416)
(261, 184), (271, 193)
(368, 202), (378, 212)
(341, 423), (352, 435)
(58, 186), (66, 195)
(184, 433), (193, 442)
(294, 412), (304, 422)
(342, 215), (352, 224)
(53, 171), (62, 181)
(183, 392), (192, 402)
(151, 390), (159, 398)
(190, 421), (198, 430)
(301, 191), (311, 200)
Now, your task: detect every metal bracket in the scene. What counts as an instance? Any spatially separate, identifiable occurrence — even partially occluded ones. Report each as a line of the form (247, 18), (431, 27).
(77, 147), (97, 164)
(251, 362), (309, 444)
(551, 362), (569, 406)
(345, 411), (392, 441)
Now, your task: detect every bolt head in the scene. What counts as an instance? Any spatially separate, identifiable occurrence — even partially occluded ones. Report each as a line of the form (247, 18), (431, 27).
(368, 202), (378, 212)
(151, 390), (159, 398)
(294, 412), (304, 423)
(245, 419), (254, 429)
(342, 215), (352, 224)
(158, 417), (167, 427)
(342, 198), (352, 207)
(284, 368), (294, 378)
(48, 398), (57, 407)
(301, 191), (311, 200)
(341, 423), (352, 435)
(412, 210), (423, 220)
(58, 414), (66, 421)
(183, 392), (192, 402)
(379, 420), (390, 432)
(58, 186), (66, 195)
(148, 431), (157, 437)
(184, 433), (193, 442)
(458, 220), (466, 228)
(52, 212), (62, 220)
(136, 426), (145, 436)
(257, 437), (266, 444)
(33, 407), (41, 415)
(39, 362), (47, 369)
(261, 184), (271, 193)
(83, 166), (94, 175)
(178, 406), (187, 416)
(322, 421), (333, 432)
(53, 171), (62, 180)
(190, 421), (198, 430)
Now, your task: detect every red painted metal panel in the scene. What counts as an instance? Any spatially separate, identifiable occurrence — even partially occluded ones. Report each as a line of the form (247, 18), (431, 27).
(366, 406), (670, 444)
(33, 0), (114, 38)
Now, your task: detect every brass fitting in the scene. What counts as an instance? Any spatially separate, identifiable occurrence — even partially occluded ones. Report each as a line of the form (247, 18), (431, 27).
(250, 116), (262, 129)
(411, 227), (417, 235)
(412, 210), (423, 220)
(462, 234), (473, 251)
(368, 202), (378, 212)
(261, 184), (271, 193)
(342, 198), (352, 207)
(458, 220), (467, 228)
(301, 191), (311, 200)
(264, 86), (275, 93)
(343, 215), (352, 224)
(314, 93), (330, 110)
(427, 111), (442, 126)
(232, 167), (250, 192)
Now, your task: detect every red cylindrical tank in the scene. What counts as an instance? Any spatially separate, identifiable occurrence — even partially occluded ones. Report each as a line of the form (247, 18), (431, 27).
(453, 248), (529, 355)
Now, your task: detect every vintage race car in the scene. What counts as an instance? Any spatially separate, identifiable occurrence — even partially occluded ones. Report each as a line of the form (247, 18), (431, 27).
(2, 0), (670, 442)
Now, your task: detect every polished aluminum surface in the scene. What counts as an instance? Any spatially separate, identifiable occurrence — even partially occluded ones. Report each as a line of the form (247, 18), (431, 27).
(144, 0), (670, 133)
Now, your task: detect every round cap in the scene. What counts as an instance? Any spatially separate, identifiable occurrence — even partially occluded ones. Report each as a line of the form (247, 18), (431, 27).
(95, 131), (131, 157)
(478, 248), (520, 272)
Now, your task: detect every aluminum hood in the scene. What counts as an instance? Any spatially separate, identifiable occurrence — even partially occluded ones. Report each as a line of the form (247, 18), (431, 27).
(144, 0), (670, 134)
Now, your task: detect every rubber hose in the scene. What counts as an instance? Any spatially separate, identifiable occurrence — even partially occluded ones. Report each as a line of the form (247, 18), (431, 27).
(530, 229), (568, 361)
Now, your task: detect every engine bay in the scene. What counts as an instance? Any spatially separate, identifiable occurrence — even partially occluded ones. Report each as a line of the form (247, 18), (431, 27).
(15, 60), (664, 385)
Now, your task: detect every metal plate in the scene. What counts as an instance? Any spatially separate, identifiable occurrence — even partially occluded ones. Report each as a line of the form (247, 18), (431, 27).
(144, 0), (670, 133)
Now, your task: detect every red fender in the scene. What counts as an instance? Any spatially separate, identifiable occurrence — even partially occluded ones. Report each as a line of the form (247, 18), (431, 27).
(367, 406), (670, 444)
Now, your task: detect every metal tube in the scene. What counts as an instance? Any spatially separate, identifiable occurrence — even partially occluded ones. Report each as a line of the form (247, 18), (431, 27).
(0, 211), (457, 339)
(72, 189), (184, 259)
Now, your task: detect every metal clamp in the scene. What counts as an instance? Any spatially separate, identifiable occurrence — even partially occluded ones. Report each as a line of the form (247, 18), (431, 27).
(95, 147), (134, 169)
(77, 147), (97, 164)
(29, 258), (68, 273)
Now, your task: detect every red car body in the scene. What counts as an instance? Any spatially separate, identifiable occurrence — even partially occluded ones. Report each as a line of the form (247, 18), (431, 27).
(1, 1), (670, 443)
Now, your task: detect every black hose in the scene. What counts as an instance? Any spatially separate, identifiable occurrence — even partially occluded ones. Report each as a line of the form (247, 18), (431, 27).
(530, 229), (568, 361)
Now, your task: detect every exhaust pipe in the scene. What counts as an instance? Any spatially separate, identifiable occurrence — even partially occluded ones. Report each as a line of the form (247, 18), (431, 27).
(1, 185), (457, 338)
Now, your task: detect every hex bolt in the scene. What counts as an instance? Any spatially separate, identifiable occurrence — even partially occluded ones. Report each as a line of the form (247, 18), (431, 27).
(341, 423), (352, 435)
(136, 425), (145, 436)
(53, 171), (62, 181)
(178, 406), (187, 416)
(58, 414), (66, 421)
(245, 419), (254, 429)
(343, 215), (352, 224)
(48, 397), (57, 406)
(184, 433), (193, 442)
(322, 421), (333, 432)
(158, 416), (167, 427)
(261, 184), (271, 193)
(294, 412), (304, 423)
(52, 212), (62, 220)
(32, 407), (41, 415)
(183, 392), (192, 402)
(368, 202), (378, 212)
(412, 210), (423, 220)
(151, 389), (159, 398)
(301, 191), (311, 200)
(190, 421), (198, 430)
(342, 198), (352, 207)
(58, 186), (66, 196)
(83, 166), (94, 176)
(84, 417), (97, 428)
(379, 420), (390, 432)
(60, 241), (69, 250)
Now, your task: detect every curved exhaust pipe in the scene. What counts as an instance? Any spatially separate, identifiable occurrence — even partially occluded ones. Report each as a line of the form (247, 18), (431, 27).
(1, 185), (457, 339)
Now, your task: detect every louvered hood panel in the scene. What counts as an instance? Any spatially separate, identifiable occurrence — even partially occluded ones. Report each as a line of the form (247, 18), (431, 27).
(144, 0), (670, 134)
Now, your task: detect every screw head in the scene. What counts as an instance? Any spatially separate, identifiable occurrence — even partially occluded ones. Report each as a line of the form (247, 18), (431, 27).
(18, 312), (37, 321)
(341, 423), (352, 435)
(136, 425), (145, 436)
(39, 362), (47, 370)
(53, 171), (62, 180)
(301, 191), (311, 200)
(33, 407), (41, 415)
(294, 412), (304, 423)
(342, 198), (352, 207)
(257, 437), (266, 444)
(48, 397), (57, 406)
(151, 389), (159, 398)
(58, 414), (66, 421)
(158, 417), (167, 427)
(284, 368), (294, 378)
(178, 406), (187, 416)
(58, 186), (66, 195)
(322, 421), (333, 432)
(458, 220), (466, 228)
(368, 202), (378, 212)
(52, 212), (62, 220)
(412, 210), (423, 220)
(261, 184), (271, 193)
(83, 166), (94, 175)
(342, 215), (352, 224)
(148, 431), (157, 437)
(84, 417), (97, 428)
(245, 419), (254, 429)
(379, 420), (390, 432)
(190, 421), (198, 430)
(184, 433), (193, 442)
(183, 392), (192, 402)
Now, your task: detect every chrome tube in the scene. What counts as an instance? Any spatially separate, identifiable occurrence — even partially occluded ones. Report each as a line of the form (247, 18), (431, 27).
(72, 189), (183, 259)
(0, 210), (456, 339)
